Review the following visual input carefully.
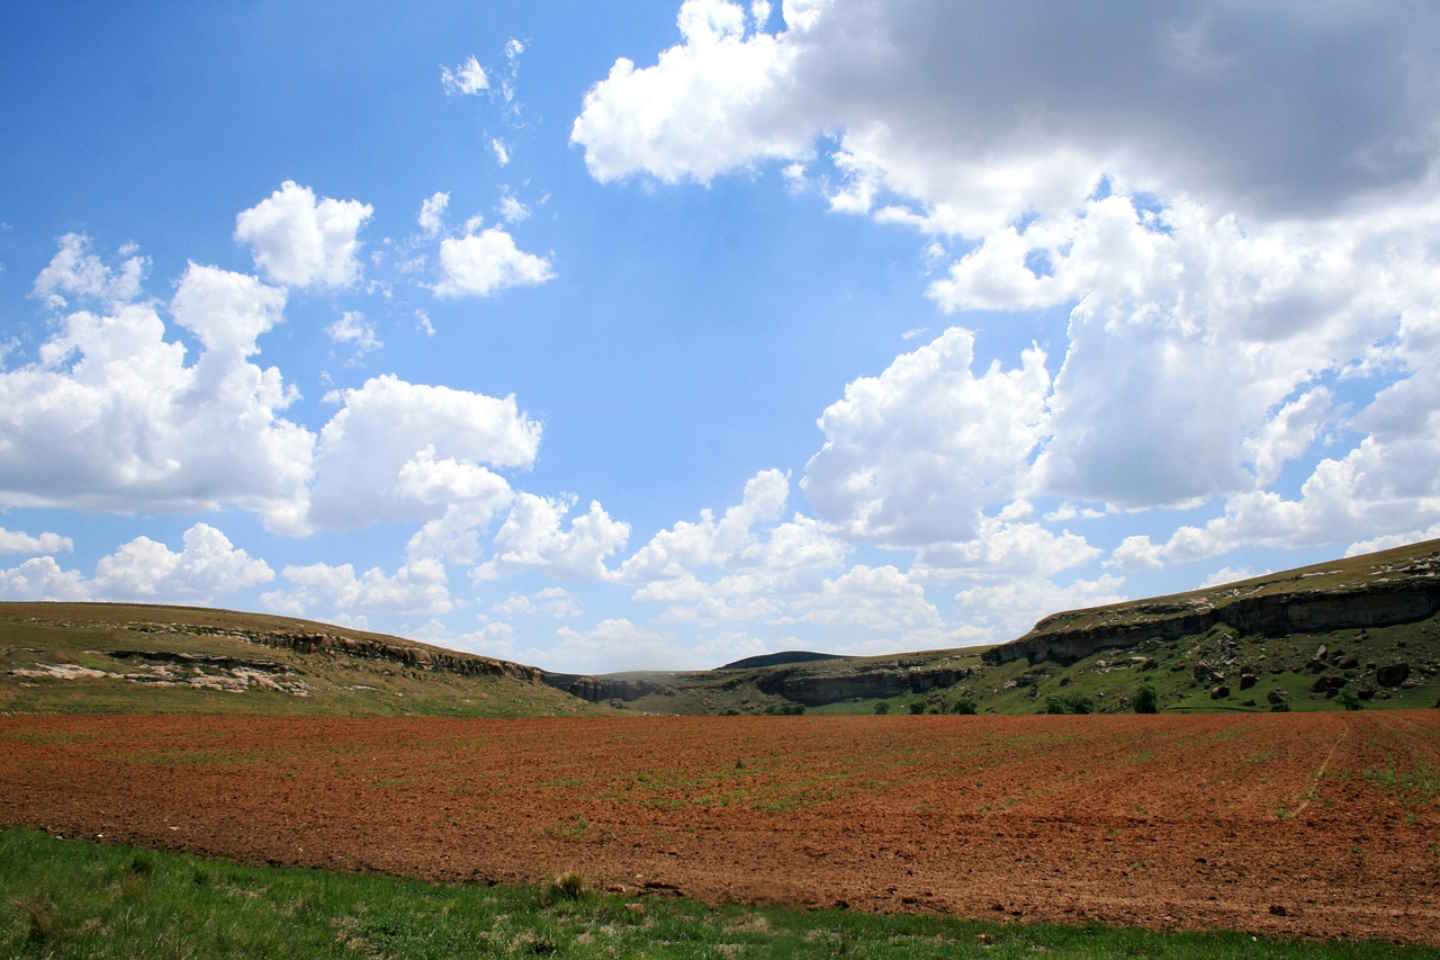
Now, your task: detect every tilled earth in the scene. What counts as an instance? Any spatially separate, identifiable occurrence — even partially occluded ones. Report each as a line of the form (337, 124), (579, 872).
(2, 711), (1438, 943)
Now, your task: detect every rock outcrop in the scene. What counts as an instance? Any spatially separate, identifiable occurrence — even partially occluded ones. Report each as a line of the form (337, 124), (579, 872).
(983, 542), (1440, 667)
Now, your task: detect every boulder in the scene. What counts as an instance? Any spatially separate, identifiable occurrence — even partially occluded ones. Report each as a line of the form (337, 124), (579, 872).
(1210, 685), (1230, 700)
(1338, 655), (1359, 670)
(1376, 662), (1410, 688)
(1357, 688), (1376, 701)
(1194, 662), (1224, 683)
(1239, 672), (1258, 690)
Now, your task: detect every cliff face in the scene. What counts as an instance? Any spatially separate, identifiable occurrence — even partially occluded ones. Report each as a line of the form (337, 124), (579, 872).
(126, 621), (545, 683)
(985, 555), (1440, 667)
(756, 666), (972, 706)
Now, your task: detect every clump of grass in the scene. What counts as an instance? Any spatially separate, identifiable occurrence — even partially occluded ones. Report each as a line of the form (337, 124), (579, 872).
(951, 698), (977, 715)
(907, 701), (926, 715)
(873, 701), (890, 715)
(16, 895), (58, 945)
(547, 871), (585, 900)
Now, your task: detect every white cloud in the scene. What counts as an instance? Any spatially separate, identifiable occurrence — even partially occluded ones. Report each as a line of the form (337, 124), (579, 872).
(0, 523), (272, 604)
(491, 138), (511, 166)
(441, 56), (489, 96)
(498, 194), (529, 224)
(309, 375), (537, 529)
(573, 1), (1440, 232)
(495, 586), (583, 619)
(262, 557), (451, 618)
(418, 191), (450, 236)
(1197, 565), (1268, 588)
(619, 468), (790, 582)
(491, 493), (630, 579)
(955, 574), (1128, 642)
(414, 309), (436, 337)
(30, 233), (148, 310)
(432, 226), (554, 298)
(0, 263), (313, 534)
(94, 523), (274, 601)
(802, 327), (1050, 544)
(0, 556), (91, 601)
(234, 181), (373, 289)
(1346, 525), (1440, 557)
(780, 563), (940, 631)
(0, 527), (72, 556)
(326, 310), (381, 355)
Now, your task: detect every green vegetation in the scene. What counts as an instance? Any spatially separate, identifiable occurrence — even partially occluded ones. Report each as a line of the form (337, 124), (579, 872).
(2, 828), (1430, 959)
(1135, 685), (1159, 714)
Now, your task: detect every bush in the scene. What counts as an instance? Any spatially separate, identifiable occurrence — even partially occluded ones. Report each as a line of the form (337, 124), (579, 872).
(873, 701), (890, 715)
(782, 704), (806, 716)
(1270, 701), (1291, 713)
(951, 698), (977, 715)
(1045, 694), (1094, 715)
(1134, 686), (1159, 714)
(1339, 689), (1362, 711)
(908, 701), (926, 715)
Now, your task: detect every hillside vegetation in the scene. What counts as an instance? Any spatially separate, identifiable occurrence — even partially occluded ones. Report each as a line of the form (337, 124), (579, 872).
(0, 602), (605, 718)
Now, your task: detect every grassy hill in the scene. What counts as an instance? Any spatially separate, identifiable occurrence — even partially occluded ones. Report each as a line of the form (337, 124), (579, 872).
(0, 602), (607, 718)
(545, 539), (1440, 716)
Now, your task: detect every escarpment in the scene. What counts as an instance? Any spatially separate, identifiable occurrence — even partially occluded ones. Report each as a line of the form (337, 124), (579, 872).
(984, 540), (1440, 667)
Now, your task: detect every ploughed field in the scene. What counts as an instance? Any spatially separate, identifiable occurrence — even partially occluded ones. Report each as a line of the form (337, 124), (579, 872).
(2, 712), (1438, 944)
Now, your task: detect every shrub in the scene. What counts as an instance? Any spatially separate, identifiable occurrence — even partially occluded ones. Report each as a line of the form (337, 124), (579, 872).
(1270, 701), (1291, 713)
(1045, 696), (1067, 715)
(873, 701), (890, 715)
(951, 698), (978, 715)
(1065, 694), (1094, 715)
(1134, 686), (1159, 714)
(782, 704), (806, 716)
(908, 701), (926, 715)
(1339, 689), (1362, 711)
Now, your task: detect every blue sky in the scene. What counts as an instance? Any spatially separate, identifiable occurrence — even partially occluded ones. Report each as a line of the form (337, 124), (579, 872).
(3, 1), (1439, 672)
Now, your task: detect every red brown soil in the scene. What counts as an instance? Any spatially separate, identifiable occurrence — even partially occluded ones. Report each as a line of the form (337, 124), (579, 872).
(3, 712), (1438, 943)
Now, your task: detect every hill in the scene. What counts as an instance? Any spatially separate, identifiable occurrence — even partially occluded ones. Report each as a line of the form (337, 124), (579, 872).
(0, 602), (606, 717)
(717, 650), (843, 670)
(543, 539), (1440, 716)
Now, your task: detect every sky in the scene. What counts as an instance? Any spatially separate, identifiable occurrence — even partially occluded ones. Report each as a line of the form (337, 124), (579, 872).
(2, 1), (1439, 674)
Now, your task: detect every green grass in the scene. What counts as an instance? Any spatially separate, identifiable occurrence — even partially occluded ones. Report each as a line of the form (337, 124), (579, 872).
(1, 829), (1432, 959)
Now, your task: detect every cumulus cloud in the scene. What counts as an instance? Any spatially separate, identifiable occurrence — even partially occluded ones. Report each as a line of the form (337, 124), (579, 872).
(93, 523), (274, 600)
(30, 233), (148, 310)
(234, 181), (373, 289)
(490, 493), (630, 579)
(0, 523), (273, 603)
(0, 262), (313, 534)
(309, 375), (538, 529)
(491, 138), (510, 166)
(802, 327), (1050, 544)
(955, 574), (1128, 642)
(494, 586), (583, 619)
(432, 224), (554, 298)
(497, 194), (529, 224)
(573, 1), (1440, 231)
(262, 557), (451, 618)
(0, 527), (72, 556)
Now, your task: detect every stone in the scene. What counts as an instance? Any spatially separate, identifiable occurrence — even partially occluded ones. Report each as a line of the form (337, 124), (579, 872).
(1194, 662), (1224, 683)
(1267, 688), (1288, 705)
(1376, 663), (1410, 688)
(1239, 672), (1258, 690)
(1210, 685), (1230, 700)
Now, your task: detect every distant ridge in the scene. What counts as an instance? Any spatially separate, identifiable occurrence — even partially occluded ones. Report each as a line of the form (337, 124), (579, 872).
(717, 650), (843, 671)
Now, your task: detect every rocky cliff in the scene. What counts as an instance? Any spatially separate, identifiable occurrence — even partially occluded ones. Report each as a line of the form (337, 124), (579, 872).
(984, 540), (1440, 667)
